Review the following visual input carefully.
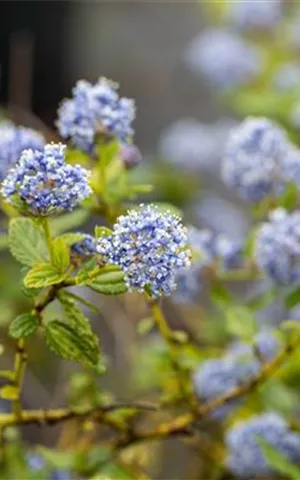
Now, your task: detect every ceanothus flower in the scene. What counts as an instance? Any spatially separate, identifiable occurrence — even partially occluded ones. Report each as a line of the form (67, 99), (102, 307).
(0, 122), (45, 181)
(227, 329), (281, 364)
(173, 265), (203, 304)
(185, 228), (243, 272)
(193, 329), (281, 420)
(254, 329), (281, 361)
(215, 234), (243, 270)
(173, 228), (215, 304)
(193, 357), (257, 420)
(254, 208), (300, 285)
(280, 145), (300, 187)
(159, 118), (236, 173)
(173, 228), (243, 304)
(228, 0), (282, 31)
(71, 234), (96, 256)
(226, 413), (300, 478)
(97, 205), (191, 297)
(1, 143), (91, 216)
(56, 78), (135, 153)
(185, 29), (261, 89)
(222, 117), (291, 202)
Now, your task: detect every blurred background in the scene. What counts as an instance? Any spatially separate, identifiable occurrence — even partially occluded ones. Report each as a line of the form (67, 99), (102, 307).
(0, 2), (220, 146)
(1, 1), (300, 478)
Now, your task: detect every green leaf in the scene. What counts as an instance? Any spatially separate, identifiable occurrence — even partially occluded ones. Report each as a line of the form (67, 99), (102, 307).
(9, 218), (49, 266)
(94, 269), (125, 284)
(50, 209), (89, 236)
(74, 258), (100, 285)
(280, 320), (300, 333)
(76, 265), (125, 289)
(89, 278), (127, 295)
(52, 238), (70, 271)
(21, 286), (42, 298)
(278, 182), (298, 210)
(258, 437), (300, 480)
(247, 287), (277, 311)
(0, 385), (19, 400)
(94, 226), (112, 239)
(211, 281), (234, 307)
(9, 313), (39, 338)
(24, 263), (67, 288)
(45, 320), (100, 368)
(225, 305), (257, 338)
(58, 291), (98, 335)
(260, 380), (298, 415)
(59, 233), (85, 246)
(244, 228), (257, 258)
(285, 286), (300, 309)
(62, 290), (100, 313)
(97, 139), (120, 167)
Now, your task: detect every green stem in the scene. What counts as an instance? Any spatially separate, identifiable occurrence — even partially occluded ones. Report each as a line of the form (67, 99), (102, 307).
(12, 339), (28, 416)
(150, 299), (174, 343)
(0, 402), (156, 429)
(41, 218), (53, 262)
(149, 298), (190, 401)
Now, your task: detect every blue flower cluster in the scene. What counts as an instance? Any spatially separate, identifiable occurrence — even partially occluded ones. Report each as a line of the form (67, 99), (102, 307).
(222, 117), (300, 202)
(97, 205), (191, 297)
(71, 234), (97, 256)
(193, 329), (280, 419)
(56, 78), (135, 153)
(174, 227), (243, 304)
(226, 413), (300, 478)
(227, 329), (281, 364)
(255, 208), (300, 285)
(159, 118), (235, 172)
(185, 29), (261, 89)
(193, 357), (257, 419)
(1, 143), (91, 216)
(27, 453), (72, 480)
(0, 122), (45, 181)
(228, 0), (282, 31)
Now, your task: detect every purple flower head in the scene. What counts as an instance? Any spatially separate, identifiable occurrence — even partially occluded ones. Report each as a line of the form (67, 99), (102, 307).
(97, 205), (191, 297)
(1, 143), (91, 216)
(226, 413), (300, 477)
(0, 122), (45, 181)
(56, 77), (135, 153)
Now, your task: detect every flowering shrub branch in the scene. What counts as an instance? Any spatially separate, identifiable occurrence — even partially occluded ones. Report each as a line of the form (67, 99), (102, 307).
(1, 54), (300, 478)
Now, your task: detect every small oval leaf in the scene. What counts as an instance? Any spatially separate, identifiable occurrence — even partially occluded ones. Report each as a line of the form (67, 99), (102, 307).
(9, 313), (39, 339)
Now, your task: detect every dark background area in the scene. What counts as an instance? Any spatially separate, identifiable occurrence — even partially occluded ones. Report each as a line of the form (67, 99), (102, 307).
(0, 1), (221, 151)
